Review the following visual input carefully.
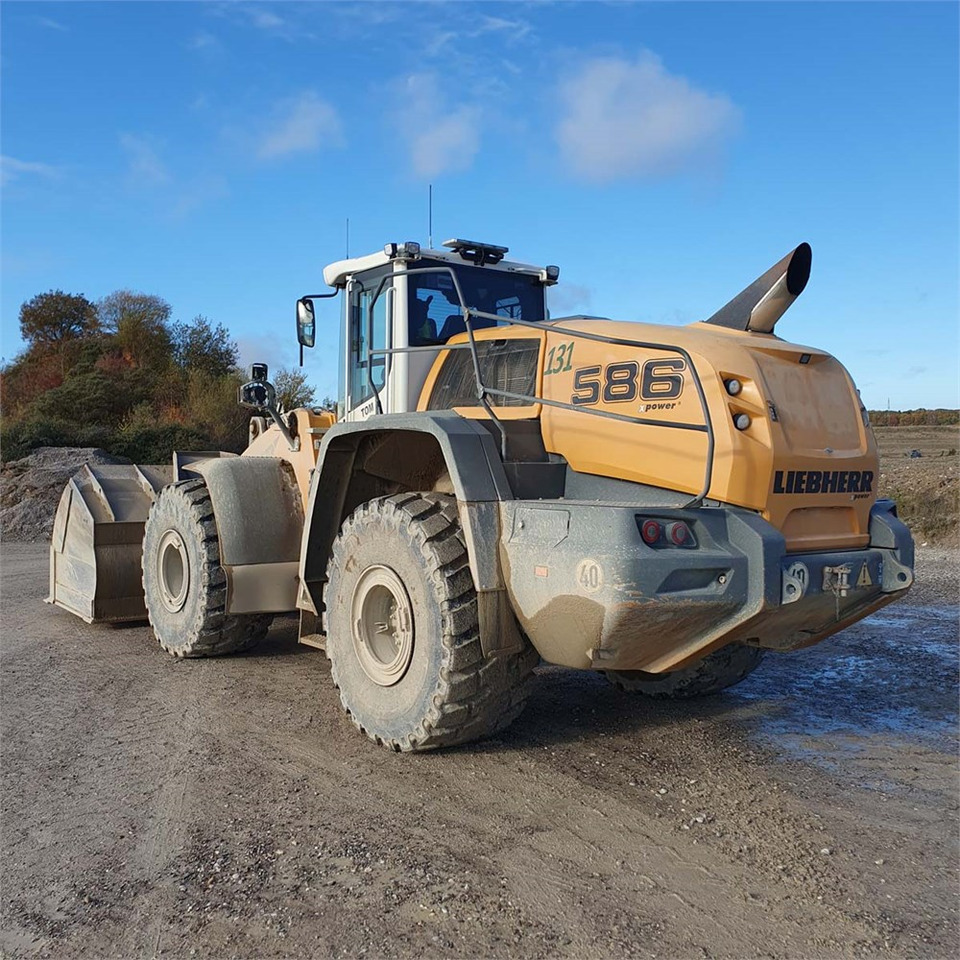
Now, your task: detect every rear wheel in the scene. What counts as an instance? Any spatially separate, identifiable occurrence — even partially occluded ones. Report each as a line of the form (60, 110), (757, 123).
(142, 479), (272, 657)
(325, 493), (537, 752)
(605, 644), (765, 699)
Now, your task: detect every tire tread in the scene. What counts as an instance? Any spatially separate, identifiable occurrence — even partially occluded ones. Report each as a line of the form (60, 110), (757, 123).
(143, 479), (272, 658)
(326, 493), (535, 752)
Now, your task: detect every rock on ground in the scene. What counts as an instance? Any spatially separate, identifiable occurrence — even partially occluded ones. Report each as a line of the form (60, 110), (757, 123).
(0, 447), (132, 543)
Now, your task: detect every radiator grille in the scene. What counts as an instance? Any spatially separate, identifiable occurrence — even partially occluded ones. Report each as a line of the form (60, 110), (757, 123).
(427, 339), (540, 409)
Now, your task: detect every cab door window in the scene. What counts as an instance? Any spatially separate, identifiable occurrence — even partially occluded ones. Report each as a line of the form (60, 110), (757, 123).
(349, 277), (391, 409)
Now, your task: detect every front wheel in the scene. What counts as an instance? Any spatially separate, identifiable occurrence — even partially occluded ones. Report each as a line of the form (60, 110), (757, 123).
(142, 479), (272, 657)
(605, 644), (765, 699)
(325, 493), (537, 752)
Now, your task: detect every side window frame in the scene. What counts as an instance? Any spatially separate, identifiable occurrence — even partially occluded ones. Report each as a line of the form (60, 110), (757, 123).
(347, 268), (393, 411)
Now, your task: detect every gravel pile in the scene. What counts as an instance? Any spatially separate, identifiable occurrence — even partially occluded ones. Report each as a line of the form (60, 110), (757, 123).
(0, 447), (133, 543)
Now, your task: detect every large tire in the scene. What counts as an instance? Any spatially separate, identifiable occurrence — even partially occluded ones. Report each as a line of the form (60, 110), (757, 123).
(142, 479), (272, 658)
(325, 493), (538, 752)
(605, 644), (765, 699)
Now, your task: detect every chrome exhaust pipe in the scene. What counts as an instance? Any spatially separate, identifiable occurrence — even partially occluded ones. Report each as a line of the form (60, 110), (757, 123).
(704, 242), (812, 333)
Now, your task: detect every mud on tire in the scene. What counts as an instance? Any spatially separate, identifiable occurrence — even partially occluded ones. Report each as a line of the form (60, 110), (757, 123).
(142, 479), (272, 658)
(325, 493), (538, 752)
(605, 643), (765, 699)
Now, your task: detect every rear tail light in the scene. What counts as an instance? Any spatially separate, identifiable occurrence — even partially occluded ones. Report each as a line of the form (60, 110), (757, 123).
(640, 519), (662, 545)
(667, 521), (691, 546)
(637, 517), (697, 549)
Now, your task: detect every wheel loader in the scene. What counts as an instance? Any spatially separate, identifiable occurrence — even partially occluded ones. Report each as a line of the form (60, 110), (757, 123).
(48, 237), (915, 751)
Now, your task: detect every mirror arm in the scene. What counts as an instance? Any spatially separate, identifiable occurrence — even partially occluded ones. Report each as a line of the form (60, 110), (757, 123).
(297, 288), (340, 365)
(239, 379), (299, 451)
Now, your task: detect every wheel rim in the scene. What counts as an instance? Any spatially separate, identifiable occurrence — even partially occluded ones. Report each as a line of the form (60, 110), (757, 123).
(156, 529), (190, 613)
(350, 565), (414, 687)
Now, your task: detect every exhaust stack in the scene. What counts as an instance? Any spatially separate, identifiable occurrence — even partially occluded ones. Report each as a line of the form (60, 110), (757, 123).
(704, 242), (812, 334)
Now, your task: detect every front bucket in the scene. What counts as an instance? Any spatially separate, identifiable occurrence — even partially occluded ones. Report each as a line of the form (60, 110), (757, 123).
(47, 464), (172, 623)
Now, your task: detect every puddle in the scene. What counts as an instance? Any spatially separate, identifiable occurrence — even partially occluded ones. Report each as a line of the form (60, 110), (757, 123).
(729, 602), (959, 762)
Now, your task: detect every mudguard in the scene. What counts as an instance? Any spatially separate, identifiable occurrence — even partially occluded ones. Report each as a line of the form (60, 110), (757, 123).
(299, 413), (523, 655)
(181, 456), (304, 614)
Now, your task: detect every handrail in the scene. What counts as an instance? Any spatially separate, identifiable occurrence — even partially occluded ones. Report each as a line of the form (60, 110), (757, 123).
(360, 265), (715, 507)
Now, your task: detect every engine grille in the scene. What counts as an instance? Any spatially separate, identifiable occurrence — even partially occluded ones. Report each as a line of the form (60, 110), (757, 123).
(427, 339), (540, 409)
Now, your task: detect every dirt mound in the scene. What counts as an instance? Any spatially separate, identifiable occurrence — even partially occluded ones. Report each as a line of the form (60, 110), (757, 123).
(0, 447), (133, 543)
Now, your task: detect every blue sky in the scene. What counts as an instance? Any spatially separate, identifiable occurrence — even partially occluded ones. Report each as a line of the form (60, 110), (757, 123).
(2, 0), (957, 408)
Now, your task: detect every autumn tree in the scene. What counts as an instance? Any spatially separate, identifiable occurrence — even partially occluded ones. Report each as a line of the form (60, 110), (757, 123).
(274, 368), (316, 411)
(18, 291), (99, 345)
(97, 290), (173, 370)
(171, 316), (238, 377)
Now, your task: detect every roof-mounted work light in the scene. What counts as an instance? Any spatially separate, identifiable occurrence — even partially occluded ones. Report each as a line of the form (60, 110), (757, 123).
(442, 238), (509, 265)
(384, 241), (421, 260)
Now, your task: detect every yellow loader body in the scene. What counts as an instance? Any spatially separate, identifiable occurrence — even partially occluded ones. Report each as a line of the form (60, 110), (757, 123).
(422, 320), (877, 553)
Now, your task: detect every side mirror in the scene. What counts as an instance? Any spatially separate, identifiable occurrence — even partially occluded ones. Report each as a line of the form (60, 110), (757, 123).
(296, 298), (316, 349)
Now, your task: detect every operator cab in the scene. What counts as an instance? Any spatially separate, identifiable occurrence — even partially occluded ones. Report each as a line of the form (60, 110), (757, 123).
(297, 239), (559, 421)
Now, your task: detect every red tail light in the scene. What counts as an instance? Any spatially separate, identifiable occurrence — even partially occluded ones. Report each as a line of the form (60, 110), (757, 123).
(640, 519), (662, 545)
(637, 516), (697, 548)
(668, 521), (691, 546)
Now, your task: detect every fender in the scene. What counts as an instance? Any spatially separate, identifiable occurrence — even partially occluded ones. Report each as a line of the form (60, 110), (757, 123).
(299, 412), (522, 656)
(180, 455), (303, 614)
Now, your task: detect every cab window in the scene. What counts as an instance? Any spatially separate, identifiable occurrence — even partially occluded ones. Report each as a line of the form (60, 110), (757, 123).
(348, 276), (390, 409)
(408, 261), (545, 346)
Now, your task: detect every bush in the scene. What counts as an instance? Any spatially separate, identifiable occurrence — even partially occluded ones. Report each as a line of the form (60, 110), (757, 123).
(183, 370), (250, 452)
(111, 424), (209, 464)
(30, 370), (130, 427)
(0, 418), (114, 463)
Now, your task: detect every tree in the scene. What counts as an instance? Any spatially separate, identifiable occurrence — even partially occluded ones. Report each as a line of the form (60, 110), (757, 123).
(274, 368), (316, 411)
(171, 316), (238, 377)
(97, 290), (173, 371)
(19, 291), (98, 345)
(183, 369), (250, 451)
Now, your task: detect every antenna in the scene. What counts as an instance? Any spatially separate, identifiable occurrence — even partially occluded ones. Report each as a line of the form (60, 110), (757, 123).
(428, 184), (433, 249)
(345, 217), (350, 258)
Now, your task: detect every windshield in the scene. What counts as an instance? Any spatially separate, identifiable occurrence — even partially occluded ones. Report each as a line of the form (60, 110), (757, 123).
(408, 259), (546, 346)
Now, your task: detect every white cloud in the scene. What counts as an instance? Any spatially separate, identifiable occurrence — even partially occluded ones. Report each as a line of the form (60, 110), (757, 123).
(257, 92), (343, 160)
(248, 8), (286, 31)
(555, 51), (741, 182)
(475, 15), (531, 41)
(410, 110), (481, 179)
(237, 333), (301, 376)
(215, 3), (311, 42)
(113, 135), (226, 220)
(548, 282), (593, 316)
(394, 74), (481, 179)
(36, 17), (67, 32)
(0, 155), (60, 185)
(120, 133), (170, 185)
(187, 32), (221, 52)
(424, 29), (458, 57)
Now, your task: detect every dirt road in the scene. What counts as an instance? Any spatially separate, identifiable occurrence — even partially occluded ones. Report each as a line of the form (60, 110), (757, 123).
(1, 545), (957, 958)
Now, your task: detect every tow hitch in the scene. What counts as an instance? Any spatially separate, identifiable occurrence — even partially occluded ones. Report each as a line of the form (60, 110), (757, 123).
(822, 564), (852, 598)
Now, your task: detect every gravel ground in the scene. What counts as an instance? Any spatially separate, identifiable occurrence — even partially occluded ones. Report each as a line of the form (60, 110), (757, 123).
(0, 545), (956, 959)
(0, 448), (132, 544)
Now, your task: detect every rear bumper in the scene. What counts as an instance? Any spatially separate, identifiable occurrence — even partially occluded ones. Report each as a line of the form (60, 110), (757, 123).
(499, 498), (913, 672)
